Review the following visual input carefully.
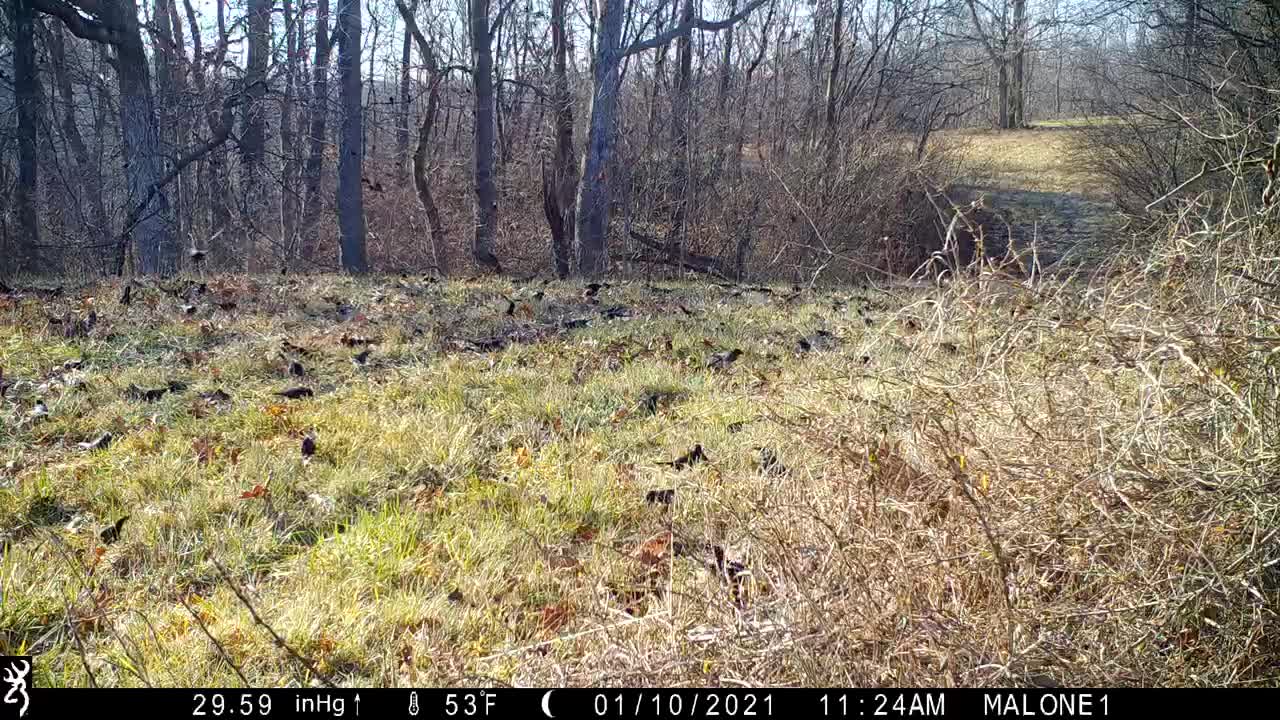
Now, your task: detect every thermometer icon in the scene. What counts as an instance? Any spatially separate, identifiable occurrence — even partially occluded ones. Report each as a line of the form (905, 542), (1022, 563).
(409, 691), (420, 716)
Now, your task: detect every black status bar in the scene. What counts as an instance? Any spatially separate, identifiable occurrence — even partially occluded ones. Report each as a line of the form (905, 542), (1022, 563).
(17, 688), (1250, 719)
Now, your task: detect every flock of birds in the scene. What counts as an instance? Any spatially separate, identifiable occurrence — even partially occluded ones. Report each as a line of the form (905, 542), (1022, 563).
(5, 276), (871, 580)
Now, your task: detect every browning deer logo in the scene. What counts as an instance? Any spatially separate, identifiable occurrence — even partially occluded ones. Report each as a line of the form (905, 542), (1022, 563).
(1, 658), (30, 718)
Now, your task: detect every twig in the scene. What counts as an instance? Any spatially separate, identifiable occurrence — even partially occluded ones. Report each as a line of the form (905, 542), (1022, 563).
(213, 560), (337, 688)
(179, 595), (252, 687)
(63, 596), (99, 688)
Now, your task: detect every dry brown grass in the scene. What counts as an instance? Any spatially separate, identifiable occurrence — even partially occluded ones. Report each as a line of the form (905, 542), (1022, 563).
(486, 205), (1280, 687)
(937, 127), (1109, 197)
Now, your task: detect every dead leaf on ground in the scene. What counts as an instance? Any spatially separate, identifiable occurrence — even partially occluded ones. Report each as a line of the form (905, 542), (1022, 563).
(539, 603), (573, 633)
(633, 531), (673, 567)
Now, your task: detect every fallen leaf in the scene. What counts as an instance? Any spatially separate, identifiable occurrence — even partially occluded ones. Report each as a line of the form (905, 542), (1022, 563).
(539, 603), (573, 633)
(514, 446), (533, 468)
(240, 484), (268, 500)
(634, 531), (672, 566)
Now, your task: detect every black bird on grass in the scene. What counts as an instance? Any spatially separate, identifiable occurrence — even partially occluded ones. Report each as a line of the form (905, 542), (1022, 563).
(100, 516), (129, 545)
(796, 330), (837, 354)
(707, 349), (742, 372)
(352, 349), (371, 367)
(646, 489), (675, 505)
(301, 434), (317, 459)
(275, 387), (314, 400)
(120, 284), (132, 306)
(78, 432), (112, 451)
(659, 444), (709, 469)
(199, 389), (232, 405)
(289, 360), (306, 378)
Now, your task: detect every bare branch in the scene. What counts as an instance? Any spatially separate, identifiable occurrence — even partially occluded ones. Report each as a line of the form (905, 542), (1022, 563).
(623, 0), (770, 57)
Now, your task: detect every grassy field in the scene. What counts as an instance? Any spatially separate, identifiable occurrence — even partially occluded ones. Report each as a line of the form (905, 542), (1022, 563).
(3, 122), (1278, 688)
(3, 254), (1277, 686)
(936, 125), (1109, 197)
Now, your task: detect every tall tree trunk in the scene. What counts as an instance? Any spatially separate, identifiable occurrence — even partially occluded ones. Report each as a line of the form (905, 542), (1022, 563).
(710, 0), (736, 174)
(823, 0), (846, 148)
(645, 3), (674, 149)
(164, 0), (196, 248)
(101, 0), (180, 274)
(396, 0), (418, 180)
(1010, 0), (1026, 128)
(666, 0), (695, 262)
(184, 0), (234, 255)
(301, 0), (333, 263)
(576, 0), (768, 277)
(575, 0), (624, 277)
(470, 0), (502, 272)
(10, 0), (42, 274)
(48, 22), (111, 258)
(280, 0), (301, 255)
(241, 0), (272, 270)
(336, 0), (369, 272)
(150, 0), (182, 248)
(543, 0), (576, 278)
(997, 58), (1010, 129)
(365, 9), (379, 160)
(395, 0), (448, 274)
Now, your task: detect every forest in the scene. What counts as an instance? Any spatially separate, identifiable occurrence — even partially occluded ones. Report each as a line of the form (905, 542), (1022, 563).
(3, 0), (1265, 280)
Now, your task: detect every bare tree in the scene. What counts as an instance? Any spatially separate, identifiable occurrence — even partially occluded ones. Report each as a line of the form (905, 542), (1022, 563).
(470, 0), (502, 272)
(575, 0), (771, 276)
(241, 0), (273, 269)
(10, 0), (42, 273)
(34, 0), (180, 274)
(395, 0), (449, 274)
(302, 0), (334, 264)
(542, 0), (576, 278)
(336, 0), (369, 272)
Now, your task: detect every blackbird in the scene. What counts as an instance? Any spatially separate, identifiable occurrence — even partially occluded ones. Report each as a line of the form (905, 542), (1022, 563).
(659, 444), (708, 469)
(78, 432), (113, 451)
(120, 284), (132, 306)
(707, 349), (742, 371)
(100, 516), (129, 545)
(301, 434), (316, 458)
(289, 360), (306, 378)
(352, 349), (371, 367)
(275, 387), (314, 400)
(645, 489), (675, 505)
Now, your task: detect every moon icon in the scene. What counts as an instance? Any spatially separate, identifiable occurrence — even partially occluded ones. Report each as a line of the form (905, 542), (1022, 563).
(541, 689), (555, 718)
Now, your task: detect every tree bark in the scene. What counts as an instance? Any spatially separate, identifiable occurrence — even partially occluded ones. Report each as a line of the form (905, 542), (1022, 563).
(1010, 0), (1026, 128)
(575, 0), (769, 277)
(574, 0), (624, 277)
(281, 0), (302, 257)
(301, 0), (333, 263)
(336, 0), (369, 272)
(470, 0), (502, 272)
(823, 0), (845, 147)
(395, 0), (449, 275)
(48, 21), (112, 259)
(10, 0), (42, 274)
(544, 0), (576, 278)
(396, 0), (418, 180)
(666, 0), (695, 262)
(241, 0), (273, 270)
